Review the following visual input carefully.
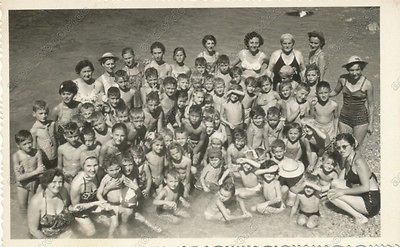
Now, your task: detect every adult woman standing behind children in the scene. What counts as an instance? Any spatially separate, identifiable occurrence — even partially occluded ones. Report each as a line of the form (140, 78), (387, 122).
(266, 33), (306, 90)
(307, 31), (327, 80)
(73, 60), (104, 103)
(28, 169), (74, 239)
(330, 56), (374, 147)
(95, 52), (119, 94)
(197, 35), (220, 74)
(328, 133), (380, 224)
(232, 31), (268, 79)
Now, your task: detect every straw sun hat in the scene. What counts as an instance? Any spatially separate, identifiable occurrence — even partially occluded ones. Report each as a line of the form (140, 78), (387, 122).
(342, 55), (368, 69)
(98, 52), (119, 63)
(278, 158), (305, 178)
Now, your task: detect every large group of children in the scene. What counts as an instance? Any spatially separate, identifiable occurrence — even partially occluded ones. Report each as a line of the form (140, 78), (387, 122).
(14, 33), (362, 238)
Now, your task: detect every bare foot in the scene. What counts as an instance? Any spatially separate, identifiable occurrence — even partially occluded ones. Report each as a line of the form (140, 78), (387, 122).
(355, 215), (368, 225)
(250, 206), (257, 212)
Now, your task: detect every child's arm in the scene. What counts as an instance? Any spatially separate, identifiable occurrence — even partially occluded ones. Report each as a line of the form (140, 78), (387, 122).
(200, 166), (210, 191)
(99, 144), (108, 168)
(184, 159), (192, 186)
(157, 110), (165, 132)
(153, 189), (174, 208)
(96, 177), (108, 202)
(263, 125), (270, 152)
(30, 128), (38, 149)
(218, 169), (231, 185)
(57, 147), (63, 170)
(246, 125), (255, 148)
(179, 196), (190, 208)
(289, 195), (300, 219)
(286, 103), (301, 123)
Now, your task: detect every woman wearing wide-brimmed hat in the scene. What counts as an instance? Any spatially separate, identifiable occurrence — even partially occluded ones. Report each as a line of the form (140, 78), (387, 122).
(307, 31), (327, 80)
(330, 55), (374, 147)
(95, 52), (119, 94)
(266, 33), (306, 90)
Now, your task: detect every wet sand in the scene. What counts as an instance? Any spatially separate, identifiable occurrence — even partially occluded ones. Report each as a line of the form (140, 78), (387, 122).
(9, 8), (380, 238)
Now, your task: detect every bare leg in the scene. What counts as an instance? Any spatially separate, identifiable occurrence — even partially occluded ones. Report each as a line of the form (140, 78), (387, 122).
(353, 124), (369, 148)
(74, 217), (96, 237)
(16, 187), (29, 212)
(338, 121), (352, 134)
(297, 214), (307, 226)
(135, 212), (162, 232)
(329, 196), (368, 224)
(306, 215), (319, 228)
(108, 213), (119, 238)
(236, 188), (258, 199)
(120, 208), (133, 236)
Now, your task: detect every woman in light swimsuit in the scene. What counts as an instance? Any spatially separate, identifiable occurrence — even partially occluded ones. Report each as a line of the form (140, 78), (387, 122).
(266, 33), (306, 90)
(73, 60), (103, 103)
(307, 31), (327, 80)
(328, 133), (380, 224)
(330, 56), (374, 147)
(232, 31), (268, 78)
(28, 169), (74, 239)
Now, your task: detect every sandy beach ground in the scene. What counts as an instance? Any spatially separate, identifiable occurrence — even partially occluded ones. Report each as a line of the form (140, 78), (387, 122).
(9, 7), (380, 238)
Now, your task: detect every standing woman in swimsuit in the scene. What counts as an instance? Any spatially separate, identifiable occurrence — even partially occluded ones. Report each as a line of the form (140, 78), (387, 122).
(69, 156), (111, 237)
(328, 133), (380, 224)
(28, 169), (74, 238)
(73, 60), (104, 103)
(232, 31), (268, 79)
(330, 56), (374, 147)
(307, 31), (327, 80)
(266, 33), (306, 90)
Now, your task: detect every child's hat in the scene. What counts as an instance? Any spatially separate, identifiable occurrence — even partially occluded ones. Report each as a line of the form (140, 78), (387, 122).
(255, 159), (279, 175)
(278, 158), (305, 178)
(99, 52), (119, 63)
(342, 55), (368, 69)
(208, 148), (222, 159)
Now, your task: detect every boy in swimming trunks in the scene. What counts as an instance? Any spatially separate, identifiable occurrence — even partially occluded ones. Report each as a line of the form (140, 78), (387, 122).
(247, 105), (269, 151)
(312, 152), (339, 192)
(13, 130), (45, 211)
(286, 83), (311, 123)
(181, 105), (206, 166)
(80, 126), (102, 166)
(256, 75), (281, 114)
(168, 90), (188, 128)
(214, 55), (231, 90)
(167, 142), (192, 198)
(242, 77), (258, 125)
(99, 123), (130, 168)
(115, 69), (141, 109)
(146, 134), (167, 195)
(204, 180), (252, 222)
(141, 67), (160, 104)
(160, 76), (178, 119)
(105, 87), (126, 128)
(265, 107), (284, 150)
(128, 108), (147, 146)
(143, 91), (165, 133)
(212, 77), (226, 114)
(251, 160), (285, 214)
(97, 159), (135, 237)
(235, 157), (262, 198)
(90, 111), (112, 145)
(177, 73), (190, 93)
(310, 81), (339, 141)
(174, 127), (193, 160)
(194, 57), (207, 77)
(58, 122), (84, 189)
(52, 80), (81, 144)
(31, 100), (58, 169)
(203, 74), (215, 94)
(153, 169), (190, 224)
(221, 84), (245, 136)
(290, 173), (321, 228)
(199, 148), (224, 192)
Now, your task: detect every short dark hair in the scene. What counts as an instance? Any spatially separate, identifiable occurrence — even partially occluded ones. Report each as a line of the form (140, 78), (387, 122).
(244, 31), (264, 48)
(15, 130), (32, 144)
(112, 122), (128, 134)
(316, 81), (331, 91)
(145, 67), (158, 79)
(59, 80), (78, 95)
(107, 87), (121, 98)
(40, 169), (64, 189)
(150, 41), (166, 54)
(250, 105), (266, 118)
(75, 60), (94, 74)
(202, 34), (217, 46)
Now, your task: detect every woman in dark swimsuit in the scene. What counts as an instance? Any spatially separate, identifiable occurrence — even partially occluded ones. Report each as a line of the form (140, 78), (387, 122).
(330, 56), (374, 147)
(28, 169), (74, 238)
(266, 33), (306, 90)
(70, 155), (114, 237)
(328, 133), (380, 224)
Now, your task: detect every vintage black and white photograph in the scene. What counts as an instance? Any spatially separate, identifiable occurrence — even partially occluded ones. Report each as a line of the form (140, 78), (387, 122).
(6, 4), (384, 242)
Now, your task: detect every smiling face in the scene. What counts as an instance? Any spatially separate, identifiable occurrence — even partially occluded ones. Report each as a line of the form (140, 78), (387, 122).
(280, 85), (292, 99)
(93, 118), (106, 132)
(18, 138), (34, 153)
(211, 139), (222, 149)
(117, 111), (130, 123)
(248, 37), (260, 53)
(272, 147), (285, 160)
(335, 139), (353, 158)
(234, 137), (246, 150)
(164, 84), (177, 97)
(281, 38), (294, 53)
(229, 93), (239, 103)
(204, 80), (214, 92)
(165, 173), (179, 191)
(189, 111), (201, 125)
(108, 95), (120, 108)
(61, 91), (74, 104)
(178, 78), (189, 90)
(116, 77), (130, 91)
(214, 83), (225, 96)
(205, 121), (215, 135)
(152, 140), (164, 154)
(123, 52), (135, 67)
(151, 48), (164, 62)
(122, 161), (134, 175)
(252, 115), (264, 127)
(263, 172), (276, 182)
(322, 158), (335, 173)
(196, 65), (206, 75)
(209, 157), (221, 168)
(261, 80), (272, 93)
(147, 76), (159, 89)
(288, 128), (301, 142)
(47, 175), (64, 194)
(147, 100), (159, 113)
(177, 96), (188, 109)
(81, 108), (94, 120)
(112, 129), (126, 145)
(309, 36), (321, 51)
(175, 132), (187, 147)
(219, 188), (233, 202)
(79, 66), (94, 82)
(102, 58), (116, 73)
(304, 186), (315, 196)
(193, 92), (205, 105)
(246, 84), (256, 94)
(83, 158), (99, 178)
(295, 88), (309, 103)
(317, 86), (330, 103)
(169, 147), (182, 162)
(163, 135), (173, 148)
(347, 63), (362, 80)
(218, 63), (229, 74)
(204, 39), (215, 52)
